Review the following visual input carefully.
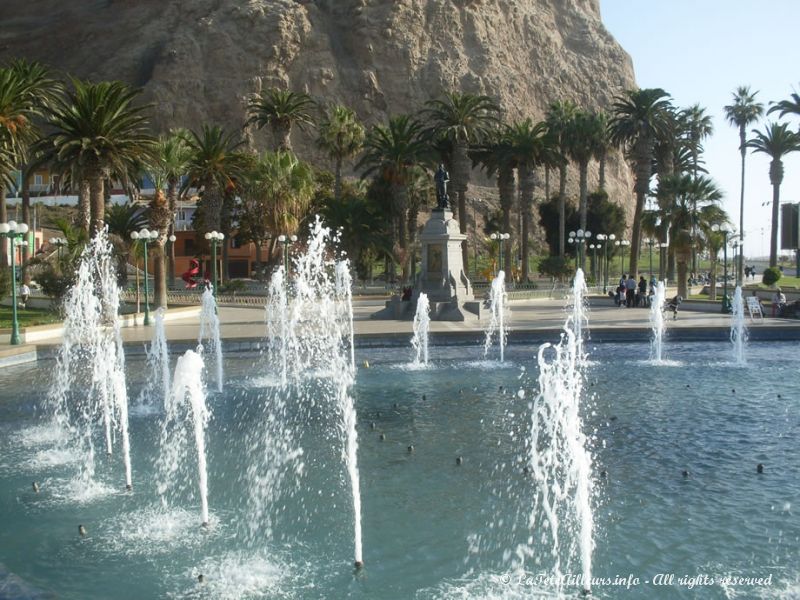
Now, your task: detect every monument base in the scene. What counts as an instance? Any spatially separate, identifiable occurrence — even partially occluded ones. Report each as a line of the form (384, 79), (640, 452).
(371, 296), (483, 321)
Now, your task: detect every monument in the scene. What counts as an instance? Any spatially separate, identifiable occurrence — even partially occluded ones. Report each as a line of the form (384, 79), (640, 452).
(372, 166), (482, 321)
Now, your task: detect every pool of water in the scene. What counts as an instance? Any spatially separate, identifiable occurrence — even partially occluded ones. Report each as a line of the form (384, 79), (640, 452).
(0, 342), (797, 599)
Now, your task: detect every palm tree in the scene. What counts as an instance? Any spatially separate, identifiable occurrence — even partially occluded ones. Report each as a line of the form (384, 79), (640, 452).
(46, 79), (155, 235)
(505, 119), (551, 280)
(317, 105), (365, 202)
(358, 115), (429, 281)
(247, 88), (315, 152)
(184, 125), (245, 234)
(545, 100), (578, 258)
(767, 88), (800, 120)
(149, 129), (192, 288)
(724, 86), (763, 282)
(421, 92), (501, 270)
(567, 110), (606, 232)
(747, 122), (800, 267)
(608, 88), (674, 278)
(680, 104), (714, 177)
(657, 174), (725, 298)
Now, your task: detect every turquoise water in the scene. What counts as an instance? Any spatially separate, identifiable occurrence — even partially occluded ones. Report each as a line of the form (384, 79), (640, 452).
(0, 342), (797, 599)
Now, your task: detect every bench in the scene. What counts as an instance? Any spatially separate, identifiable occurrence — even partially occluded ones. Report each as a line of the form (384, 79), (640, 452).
(746, 296), (764, 319)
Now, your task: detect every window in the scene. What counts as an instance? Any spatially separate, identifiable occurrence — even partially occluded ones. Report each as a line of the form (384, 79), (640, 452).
(34, 174), (43, 186)
(184, 238), (196, 256)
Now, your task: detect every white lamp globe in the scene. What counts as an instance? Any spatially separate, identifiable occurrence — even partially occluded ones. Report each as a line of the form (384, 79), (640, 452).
(131, 231), (140, 240)
(204, 232), (212, 240)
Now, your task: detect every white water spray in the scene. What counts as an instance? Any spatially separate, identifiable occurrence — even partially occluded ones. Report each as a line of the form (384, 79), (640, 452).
(48, 228), (132, 489)
(731, 286), (748, 365)
(483, 271), (508, 362)
(140, 307), (171, 408)
(649, 280), (667, 362)
(155, 349), (210, 526)
(525, 268), (593, 595)
(198, 287), (223, 392)
(411, 293), (430, 366)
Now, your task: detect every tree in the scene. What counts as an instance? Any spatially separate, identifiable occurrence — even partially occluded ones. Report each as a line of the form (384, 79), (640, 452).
(421, 92), (501, 270)
(317, 105), (365, 202)
(505, 119), (551, 280)
(148, 129), (192, 289)
(608, 88), (674, 278)
(184, 125), (245, 234)
(358, 115), (429, 281)
(747, 122), (800, 267)
(46, 79), (155, 236)
(566, 110), (606, 233)
(545, 100), (578, 257)
(247, 88), (315, 152)
(657, 174), (726, 298)
(724, 86), (763, 282)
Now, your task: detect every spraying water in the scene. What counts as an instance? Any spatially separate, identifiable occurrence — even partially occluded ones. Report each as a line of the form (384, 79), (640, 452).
(139, 307), (171, 408)
(198, 287), (223, 392)
(411, 293), (431, 366)
(253, 217), (363, 566)
(48, 228), (133, 490)
(731, 286), (748, 365)
(155, 349), (210, 526)
(524, 268), (593, 595)
(483, 271), (508, 362)
(649, 280), (667, 362)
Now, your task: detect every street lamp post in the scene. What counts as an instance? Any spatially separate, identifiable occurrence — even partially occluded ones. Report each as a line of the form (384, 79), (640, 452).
(131, 228), (159, 325)
(0, 221), (29, 345)
(600, 234), (615, 292)
(568, 229), (592, 273)
(167, 234), (177, 291)
(712, 224), (731, 313)
(49, 237), (67, 264)
(489, 232), (510, 277)
(644, 238), (655, 277)
(204, 231), (225, 295)
(278, 234), (298, 287)
(658, 242), (669, 282)
(615, 239), (630, 277)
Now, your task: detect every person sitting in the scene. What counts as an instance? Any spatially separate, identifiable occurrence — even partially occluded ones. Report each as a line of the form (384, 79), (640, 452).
(401, 286), (412, 301)
(772, 288), (787, 316)
(664, 295), (682, 320)
(19, 283), (30, 309)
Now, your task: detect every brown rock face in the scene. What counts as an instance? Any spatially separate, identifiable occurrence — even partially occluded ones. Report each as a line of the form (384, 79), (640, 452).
(1, 0), (636, 205)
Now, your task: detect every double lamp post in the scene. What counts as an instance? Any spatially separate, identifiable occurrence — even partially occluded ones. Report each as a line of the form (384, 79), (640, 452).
(0, 221), (30, 345)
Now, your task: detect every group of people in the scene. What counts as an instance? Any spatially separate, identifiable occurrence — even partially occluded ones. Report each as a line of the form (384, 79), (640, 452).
(612, 274), (656, 308)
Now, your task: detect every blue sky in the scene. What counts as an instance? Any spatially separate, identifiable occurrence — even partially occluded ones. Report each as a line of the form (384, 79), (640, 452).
(600, 1), (800, 257)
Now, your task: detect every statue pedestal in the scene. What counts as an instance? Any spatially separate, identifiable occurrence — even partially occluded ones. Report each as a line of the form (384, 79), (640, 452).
(372, 208), (482, 321)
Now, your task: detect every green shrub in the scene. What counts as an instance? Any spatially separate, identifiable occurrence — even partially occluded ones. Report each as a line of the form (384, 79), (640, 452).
(219, 279), (247, 295)
(762, 267), (782, 286)
(537, 256), (574, 280)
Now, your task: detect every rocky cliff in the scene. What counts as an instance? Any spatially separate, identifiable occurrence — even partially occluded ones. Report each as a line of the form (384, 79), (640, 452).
(0, 0), (636, 207)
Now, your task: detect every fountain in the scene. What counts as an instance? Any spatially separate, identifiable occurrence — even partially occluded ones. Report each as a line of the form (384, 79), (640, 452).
(525, 268), (593, 595)
(198, 287), (223, 392)
(155, 349), (210, 526)
(483, 270), (508, 362)
(411, 293), (431, 366)
(731, 285), (748, 364)
(48, 228), (133, 491)
(649, 280), (667, 362)
(138, 307), (171, 408)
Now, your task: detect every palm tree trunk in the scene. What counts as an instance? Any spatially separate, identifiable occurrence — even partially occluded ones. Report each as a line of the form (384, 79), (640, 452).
(544, 165), (550, 200)
(630, 143), (653, 278)
(598, 150), (607, 191)
(770, 179), (780, 268)
(709, 255), (717, 301)
(222, 240), (229, 283)
(88, 171), (105, 236)
(273, 123), (292, 152)
(78, 180), (90, 233)
(203, 183), (222, 233)
(558, 163), (567, 257)
(677, 253), (689, 299)
(167, 178), (179, 285)
(519, 164), (536, 282)
(21, 173), (31, 283)
(498, 164), (515, 275)
(0, 186), (7, 270)
(667, 248), (676, 282)
(578, 159), (589, 231)
(152, 242), (167, 308)
(334, 156), (343, 202)
(737, 129), (746, 284)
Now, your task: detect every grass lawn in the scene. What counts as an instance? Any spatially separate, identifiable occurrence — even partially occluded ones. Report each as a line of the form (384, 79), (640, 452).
(0, 306), (61, 329)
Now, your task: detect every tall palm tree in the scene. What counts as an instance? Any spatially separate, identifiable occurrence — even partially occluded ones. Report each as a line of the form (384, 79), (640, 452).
(149, 129), (192, 288)
(608, 88), (674, 278)
(545, 100), (578, 258)
(505, 119), (551, 280)
(47, 79), (155, 235)
(184, 125), (245, 234)
(358, 115), (429, 281)
(724, 86), (763, 282)
(567, 110), (606, 232)
(767, 88), (800, 120)
(247, 88), (315, 152)
(747, 122), (800, 267)
(317, 105), (365, 202)
(421, 92), (501, 270)
(680, 104), (713, 177)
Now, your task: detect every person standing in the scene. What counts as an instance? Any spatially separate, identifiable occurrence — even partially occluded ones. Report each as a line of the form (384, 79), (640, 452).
(625, 274), (637, 308)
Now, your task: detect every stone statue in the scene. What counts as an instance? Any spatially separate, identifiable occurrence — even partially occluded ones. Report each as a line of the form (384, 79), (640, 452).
(434, 164), (450, 210)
